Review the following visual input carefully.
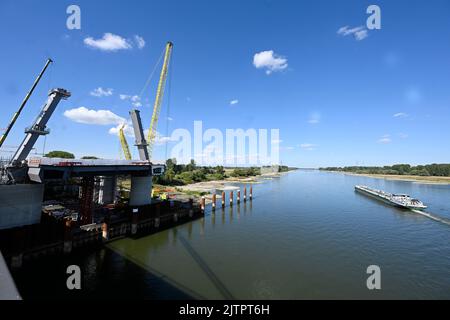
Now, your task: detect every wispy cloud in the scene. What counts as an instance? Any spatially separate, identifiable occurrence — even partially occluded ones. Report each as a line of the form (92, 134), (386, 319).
(337, 26), (368, 41)
(253, 50), (288, 75)
(299, 143), (317, 151)
(84, 33), (132, 51)
(399, 133), (409, 139)
(64, 107), (125, 125)
(120, 94), (142, 107)
(134, 35), (145, 49)
(230, 99), (239, 105)
(377, 134), (392, 144)
(90, 87), (113, 97)
(393, 112), (408, 118)
(308, 112), (321, 124)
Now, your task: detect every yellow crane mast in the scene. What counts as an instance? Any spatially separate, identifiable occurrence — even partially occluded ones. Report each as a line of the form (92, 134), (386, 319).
(119, 124), (132, 160)
(147, 41), (173, 160)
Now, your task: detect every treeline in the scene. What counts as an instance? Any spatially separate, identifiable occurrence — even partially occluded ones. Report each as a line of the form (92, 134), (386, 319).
(154, 159), (293, 185)
(320, 164), (450, 177)
(154, 159), (226, 185)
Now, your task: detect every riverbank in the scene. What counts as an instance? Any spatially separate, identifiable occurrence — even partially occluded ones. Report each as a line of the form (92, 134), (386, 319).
(152, 171), (291, 204)
(334, 171), (450, 185)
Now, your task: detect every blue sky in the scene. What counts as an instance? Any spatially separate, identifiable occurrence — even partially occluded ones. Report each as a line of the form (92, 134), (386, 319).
(0, 0), (450, 167)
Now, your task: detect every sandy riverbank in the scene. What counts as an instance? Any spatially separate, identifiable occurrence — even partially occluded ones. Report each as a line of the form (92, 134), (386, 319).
(336, 172), (450, 185)
(177, 171), (287, 194)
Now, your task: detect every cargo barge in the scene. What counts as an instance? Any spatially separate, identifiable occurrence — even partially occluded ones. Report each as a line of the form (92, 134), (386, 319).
(355, 185), (427, 210)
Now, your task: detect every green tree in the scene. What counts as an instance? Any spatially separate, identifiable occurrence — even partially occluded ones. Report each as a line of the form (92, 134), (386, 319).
(186, 159), (196, 171)
(81, 156), (99, 159)
(45, 150), (75, 159)
(166, 158), (176, 171)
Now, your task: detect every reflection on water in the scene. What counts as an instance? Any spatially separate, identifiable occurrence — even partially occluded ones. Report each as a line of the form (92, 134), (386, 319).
(13, 170), (450, 299)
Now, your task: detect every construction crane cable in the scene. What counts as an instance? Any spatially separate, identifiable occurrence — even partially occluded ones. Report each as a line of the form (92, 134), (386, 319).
(138, 48), (166, 101)
(164, 51), (173, 161)
(147, 42), (173, 160)
(0, 58), (52, 149)
(116, 48), (164, 160)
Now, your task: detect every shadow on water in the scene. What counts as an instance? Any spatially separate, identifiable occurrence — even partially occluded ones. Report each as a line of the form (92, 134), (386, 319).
(12, 246), (200, 300)
(13, 192), (253, 300)
(178, 235), (235, 300)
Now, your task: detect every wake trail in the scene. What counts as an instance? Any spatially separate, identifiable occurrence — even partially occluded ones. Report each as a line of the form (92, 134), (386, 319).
(411, 209), (450, 226)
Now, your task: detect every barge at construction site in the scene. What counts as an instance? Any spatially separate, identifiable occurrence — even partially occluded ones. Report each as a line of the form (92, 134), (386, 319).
(355, 185), (427, 210)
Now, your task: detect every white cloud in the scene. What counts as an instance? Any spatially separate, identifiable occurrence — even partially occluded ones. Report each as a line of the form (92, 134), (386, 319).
(308, 112), (321, 124)
(253, 50), (288, 75)
(230, 99), (239, 105)
(337, 26), (368, 41)
(377, 134), (392, 144)
(110, 125), (175, 145)
(299, 143), (317, 151)
(134, 35), (146, 49)
(154, 133), (176, 145)
(120, 94), (142, 107)
(64, 107), (125, 125)
(90, 87), (113, 97)
(399, 133), (409, 139)
(393, 112), (408, 118)
(108, 122), (134, 137)
(84, 33), (132, 51)
(167, 117), (173, 121)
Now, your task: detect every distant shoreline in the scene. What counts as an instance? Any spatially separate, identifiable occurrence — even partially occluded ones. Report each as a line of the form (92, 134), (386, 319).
(325, 171), (450, 185)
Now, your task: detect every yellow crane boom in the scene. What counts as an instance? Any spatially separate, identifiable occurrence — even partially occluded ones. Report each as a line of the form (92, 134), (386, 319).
(119, 124), (132, 160)
(147, 41), (173, 160)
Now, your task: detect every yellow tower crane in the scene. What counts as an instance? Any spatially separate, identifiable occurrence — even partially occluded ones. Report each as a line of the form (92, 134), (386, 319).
(117, 42), (173, 161)
(147, 41), (173, 160)
(119, 124), (132, 160)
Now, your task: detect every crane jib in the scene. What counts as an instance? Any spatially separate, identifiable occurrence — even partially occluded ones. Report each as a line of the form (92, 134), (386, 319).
(147, 42), (173, 160)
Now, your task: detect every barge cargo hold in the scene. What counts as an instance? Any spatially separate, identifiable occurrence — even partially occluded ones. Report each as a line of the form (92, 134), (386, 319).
(355, 185), (427, 210)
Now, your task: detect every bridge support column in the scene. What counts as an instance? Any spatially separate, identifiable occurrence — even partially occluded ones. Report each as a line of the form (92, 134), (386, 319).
(130, 176), (152, 206)
(212, 193), (216, 211)
(131, 208), (139, 235)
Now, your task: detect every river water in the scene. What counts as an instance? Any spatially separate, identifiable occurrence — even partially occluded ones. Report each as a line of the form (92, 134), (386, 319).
(13, 170), (450, 299)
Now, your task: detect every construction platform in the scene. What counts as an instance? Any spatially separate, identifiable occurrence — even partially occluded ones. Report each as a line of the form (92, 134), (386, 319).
(26, 157), (165, 182)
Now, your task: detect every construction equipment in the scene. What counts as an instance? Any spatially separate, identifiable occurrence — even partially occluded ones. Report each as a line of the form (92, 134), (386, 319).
(118, 124), (132, 160)
(129, 109), (149, 161)
(10, 88), (71, 165)
(0, 58), (53, 149)
(147, 41), (173, 160)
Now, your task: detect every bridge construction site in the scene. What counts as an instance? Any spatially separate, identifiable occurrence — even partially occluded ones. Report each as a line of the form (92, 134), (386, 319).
(0, 42), (212, 270)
